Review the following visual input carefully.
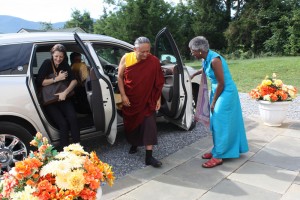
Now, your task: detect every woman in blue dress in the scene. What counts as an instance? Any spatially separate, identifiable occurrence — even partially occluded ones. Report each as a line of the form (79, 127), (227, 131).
(189, 36), (249, 168)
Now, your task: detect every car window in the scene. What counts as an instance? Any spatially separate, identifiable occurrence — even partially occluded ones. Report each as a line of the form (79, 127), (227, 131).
(32, 43), (92, 75)
(156, 36), (178, 65)
(92, 45), (130, 66)
(0, 43), (33, 75)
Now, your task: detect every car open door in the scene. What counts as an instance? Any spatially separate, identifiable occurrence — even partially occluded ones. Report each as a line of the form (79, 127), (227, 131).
(154, 27), (194, 130)
(74, 33), (117, 144)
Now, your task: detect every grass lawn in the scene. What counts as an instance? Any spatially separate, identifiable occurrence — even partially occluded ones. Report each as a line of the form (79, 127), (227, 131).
(185, 56), (300, 93)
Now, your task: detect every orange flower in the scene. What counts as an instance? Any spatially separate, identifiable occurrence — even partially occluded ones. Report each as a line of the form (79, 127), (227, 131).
(79, 188), (97, 200)
(270, 93), (279, 102)
(249, 89), (261, 99)
(276, 90), (288, 101)
(260, 85), (276, 96)
(34, 180), (57, 200)
(26, 179), (36, 186)
(14, 157), (43, 180)
(249, 74), (298, 102)
(0, 132), (114, 199)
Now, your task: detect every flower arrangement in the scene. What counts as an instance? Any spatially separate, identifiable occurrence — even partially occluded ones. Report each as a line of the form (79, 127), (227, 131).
(0, 132), (115, 200)
(249, 73), (297, 102)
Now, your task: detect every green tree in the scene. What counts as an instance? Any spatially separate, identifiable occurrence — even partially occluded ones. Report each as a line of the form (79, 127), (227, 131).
(40, 22), (53, 31)
(65, 9), (94, 33)
(284, 7), (300, 55)
(190, 0), (228, 50)
(170, 0), (195, 59)
(94, 0), (175, 44)
(225, 0), (300, 56)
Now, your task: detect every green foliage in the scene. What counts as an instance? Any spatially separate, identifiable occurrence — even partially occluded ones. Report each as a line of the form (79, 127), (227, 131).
(224, 0), (300, 56)
(284, 9), (300, 55)
(94, 0), (175, 44)
(40, 22), (53, 31)
(190, 0), (228, 50)
(64, 9), (94, 33)
(169, 1), (195, 58)
(64, 0), (300, 57)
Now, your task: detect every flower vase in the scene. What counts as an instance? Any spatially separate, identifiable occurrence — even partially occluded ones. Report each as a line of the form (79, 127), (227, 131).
(96, 187), (102, 199)
(258, 101), (291, 126)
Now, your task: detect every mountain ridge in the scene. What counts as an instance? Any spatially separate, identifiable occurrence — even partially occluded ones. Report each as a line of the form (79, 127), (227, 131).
(0, 15), (65, 34)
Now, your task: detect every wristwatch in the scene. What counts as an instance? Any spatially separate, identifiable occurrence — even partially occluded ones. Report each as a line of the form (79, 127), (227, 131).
(53, 77), (56, 83)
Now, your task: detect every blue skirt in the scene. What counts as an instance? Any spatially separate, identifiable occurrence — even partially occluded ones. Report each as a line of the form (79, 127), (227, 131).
(210, 82), (249, 158)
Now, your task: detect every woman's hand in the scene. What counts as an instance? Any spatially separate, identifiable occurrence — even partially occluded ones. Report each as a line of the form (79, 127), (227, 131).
(55, 91), (67, 101)
(190, 70), (202, 80)
(190, 74), (196, 80)
(56, 70), (68, 81)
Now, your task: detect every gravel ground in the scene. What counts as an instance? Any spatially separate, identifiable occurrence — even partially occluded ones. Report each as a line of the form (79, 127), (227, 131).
(82, 93), (300, 180)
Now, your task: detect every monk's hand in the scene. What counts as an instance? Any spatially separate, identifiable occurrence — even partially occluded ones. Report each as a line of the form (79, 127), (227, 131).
(155, 100), (161, 111)
(121, 95), (131, 107)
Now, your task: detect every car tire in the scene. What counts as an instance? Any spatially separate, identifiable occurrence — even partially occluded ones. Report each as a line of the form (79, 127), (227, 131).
(0, 122), (34, 174)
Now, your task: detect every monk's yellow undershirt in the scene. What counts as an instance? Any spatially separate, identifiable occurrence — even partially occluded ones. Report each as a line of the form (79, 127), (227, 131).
(125, 52), (138, 68)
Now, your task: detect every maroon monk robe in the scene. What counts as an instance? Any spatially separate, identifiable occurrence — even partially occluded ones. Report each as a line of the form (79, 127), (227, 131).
(122, 54), (164, 134)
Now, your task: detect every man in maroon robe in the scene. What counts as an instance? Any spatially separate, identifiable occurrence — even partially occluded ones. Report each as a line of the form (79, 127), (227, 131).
(118, 36), (164, 167)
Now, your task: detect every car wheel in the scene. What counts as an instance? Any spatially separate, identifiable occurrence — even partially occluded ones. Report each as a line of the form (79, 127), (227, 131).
(0, 122), (33, 174)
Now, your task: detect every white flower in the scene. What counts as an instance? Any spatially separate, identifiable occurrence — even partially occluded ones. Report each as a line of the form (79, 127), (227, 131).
(55, 169), (85, 191)
(263, 95), (271, 101)
(55, 172), (70, 190)
(10, 185), (38, 200)
(63, 144), (87, 156)
(40, 159), (73, 176)
(9, 167), (17, 177)
(64, 156), (85, 169)
(55, 151), (74, 159)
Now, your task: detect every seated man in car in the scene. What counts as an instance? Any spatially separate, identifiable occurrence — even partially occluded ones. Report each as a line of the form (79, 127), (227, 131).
(70, 52), (90, 114)
(70, 52), (88, 85)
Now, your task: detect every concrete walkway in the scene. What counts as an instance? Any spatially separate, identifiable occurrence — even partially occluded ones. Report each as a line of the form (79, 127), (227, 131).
(101, 116), (300, 200)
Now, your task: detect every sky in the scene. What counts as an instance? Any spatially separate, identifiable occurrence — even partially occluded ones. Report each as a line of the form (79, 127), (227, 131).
(1, 0), (180, 23)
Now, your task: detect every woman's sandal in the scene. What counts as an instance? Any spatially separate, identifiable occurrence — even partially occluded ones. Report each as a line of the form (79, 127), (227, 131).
(201, 152), (213, 159)
(202, 158), (223, 168)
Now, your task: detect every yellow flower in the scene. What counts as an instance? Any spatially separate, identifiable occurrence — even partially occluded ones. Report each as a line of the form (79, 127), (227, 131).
(55, 173), (70, 190)
(274, 79), (283, 87)
(262, 79), (272, 86)
(66, 169), (85, 192)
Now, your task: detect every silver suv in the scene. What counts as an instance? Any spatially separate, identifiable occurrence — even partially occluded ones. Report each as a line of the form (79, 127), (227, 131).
(0, 28), (200, 173)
